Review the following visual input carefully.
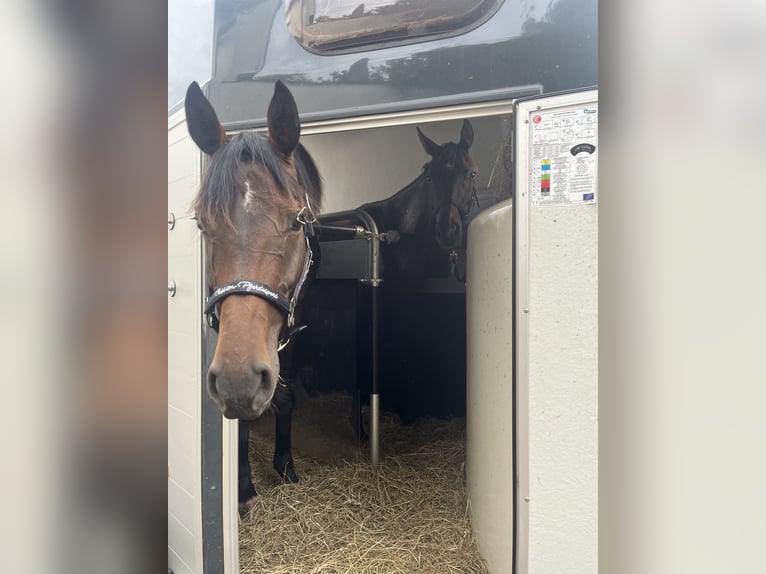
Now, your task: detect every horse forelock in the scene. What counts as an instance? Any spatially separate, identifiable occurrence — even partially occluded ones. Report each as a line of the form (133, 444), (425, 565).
(192, 132), (322, 231)
(431, 142), (472, 175)
(445, 146), (457, 171)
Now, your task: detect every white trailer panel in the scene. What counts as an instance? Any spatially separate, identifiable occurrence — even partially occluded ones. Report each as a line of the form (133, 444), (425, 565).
(466, 89), (598, 574)
(167, 108), (204, 574)
(466, 198), (515, 573)
(517, 90), (598, 574)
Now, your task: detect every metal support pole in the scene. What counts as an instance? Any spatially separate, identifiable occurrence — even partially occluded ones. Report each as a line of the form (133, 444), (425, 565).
(370, 393), (380, 465)
(370, 246), (380, 465)
(316, 209), (383, 466)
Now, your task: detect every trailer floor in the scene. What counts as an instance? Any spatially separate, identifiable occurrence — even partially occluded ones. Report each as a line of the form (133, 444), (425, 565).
(241, 390), (488, 574)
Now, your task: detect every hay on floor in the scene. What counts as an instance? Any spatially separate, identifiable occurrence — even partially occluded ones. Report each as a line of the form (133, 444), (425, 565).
(241, 392), (488, 574)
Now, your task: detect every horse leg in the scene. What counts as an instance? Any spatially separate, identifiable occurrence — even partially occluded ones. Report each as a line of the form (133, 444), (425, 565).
(238, 419), (258, 514)
(351, 387), (367, 441)
(272, 383), (299, 483)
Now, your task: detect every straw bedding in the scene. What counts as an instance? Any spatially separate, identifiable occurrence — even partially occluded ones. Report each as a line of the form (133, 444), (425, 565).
(241, 391), (488, 573)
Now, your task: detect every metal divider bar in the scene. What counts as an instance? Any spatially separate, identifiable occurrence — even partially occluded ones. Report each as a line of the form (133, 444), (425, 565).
(315, 210), (382, 465)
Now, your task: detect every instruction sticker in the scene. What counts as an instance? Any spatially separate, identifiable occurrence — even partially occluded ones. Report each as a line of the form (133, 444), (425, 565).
(529, 104), (598, 206)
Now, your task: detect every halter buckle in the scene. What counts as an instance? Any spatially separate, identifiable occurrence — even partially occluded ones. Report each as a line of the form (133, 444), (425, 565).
(296, 205), (317, 238)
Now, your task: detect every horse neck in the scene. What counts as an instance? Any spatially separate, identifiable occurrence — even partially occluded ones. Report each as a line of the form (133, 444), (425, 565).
(366, 174), (432, 234)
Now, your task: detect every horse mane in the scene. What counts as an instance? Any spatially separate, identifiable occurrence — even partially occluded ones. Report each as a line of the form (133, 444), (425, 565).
(192, 131), (322, 231)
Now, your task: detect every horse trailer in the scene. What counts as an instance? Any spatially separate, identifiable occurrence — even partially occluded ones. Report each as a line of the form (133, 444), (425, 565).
(169, 0), (597, 572)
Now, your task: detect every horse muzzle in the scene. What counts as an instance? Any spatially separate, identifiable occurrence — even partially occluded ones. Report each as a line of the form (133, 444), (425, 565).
(206, 360), (277, 419)
(435, 204), (464, 250)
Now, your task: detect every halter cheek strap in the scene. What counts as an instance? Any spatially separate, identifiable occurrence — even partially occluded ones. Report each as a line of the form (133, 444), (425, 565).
(460, 181), (481, 219)
(444, 182), (478, 284)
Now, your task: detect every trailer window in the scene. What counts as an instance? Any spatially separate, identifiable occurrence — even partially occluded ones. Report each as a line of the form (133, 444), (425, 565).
(286, 0), (504, 54)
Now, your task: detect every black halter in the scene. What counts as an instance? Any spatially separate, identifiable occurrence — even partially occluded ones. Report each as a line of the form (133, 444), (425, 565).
(436, 181), (480, 227)
(446, 182), (479, 283)
(203, 204), (317, 351)
(461, 181), (481, 220)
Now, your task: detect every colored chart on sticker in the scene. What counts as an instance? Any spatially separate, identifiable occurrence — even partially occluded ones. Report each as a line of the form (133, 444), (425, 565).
(529, 104), (598, 206)
(540, 160), (551, 196)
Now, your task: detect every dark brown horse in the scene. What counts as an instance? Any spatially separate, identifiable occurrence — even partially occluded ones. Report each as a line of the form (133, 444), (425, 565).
(359, 119), (477, 288)
(185, 80), (321, 510)
(344, 120), (478, 423)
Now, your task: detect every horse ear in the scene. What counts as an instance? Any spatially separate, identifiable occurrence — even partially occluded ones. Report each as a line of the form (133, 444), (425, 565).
(417, 127), (441, 157)
(185, 82), (227, 155)
(267, 80), (301, 156)
(459, 119), (474, 149)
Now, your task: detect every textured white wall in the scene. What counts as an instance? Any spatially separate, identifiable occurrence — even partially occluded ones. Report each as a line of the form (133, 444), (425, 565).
(466, 199), (515, 574)
(299, 115), (513, 214)
(467, 190), (598, 574)
(302, 123), (430, 213)
(527, 201), (598, 574)
(168, 110), (204, 574)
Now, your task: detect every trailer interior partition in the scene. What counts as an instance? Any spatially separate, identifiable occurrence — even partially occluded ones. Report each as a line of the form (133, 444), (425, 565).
(294, 96), (521, 406)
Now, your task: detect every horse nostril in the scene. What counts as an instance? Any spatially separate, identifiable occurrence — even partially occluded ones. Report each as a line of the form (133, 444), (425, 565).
(207, 366), (220, 400)
(251, 362), (276, 402)
(252, 362), (274, 389)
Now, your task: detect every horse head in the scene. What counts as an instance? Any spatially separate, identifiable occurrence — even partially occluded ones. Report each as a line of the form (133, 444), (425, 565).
(417, 119), (477, 250)
(186, 81), (321, 419)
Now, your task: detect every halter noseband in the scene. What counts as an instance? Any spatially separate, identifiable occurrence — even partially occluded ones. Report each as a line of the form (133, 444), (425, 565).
(203, 204), (317, 351)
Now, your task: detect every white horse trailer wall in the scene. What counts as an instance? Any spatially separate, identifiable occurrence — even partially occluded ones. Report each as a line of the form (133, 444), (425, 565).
(466, 198), (515, 571)
(466, 89), (598, 574)
(170, 108), (243, 574)
(167, 108), (254, 574)
(168, 108), (205, 574)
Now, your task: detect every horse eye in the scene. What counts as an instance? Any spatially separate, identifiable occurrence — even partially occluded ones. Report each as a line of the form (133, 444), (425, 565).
(290, 215), (303, 231)
(469, 171), (477, 179)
